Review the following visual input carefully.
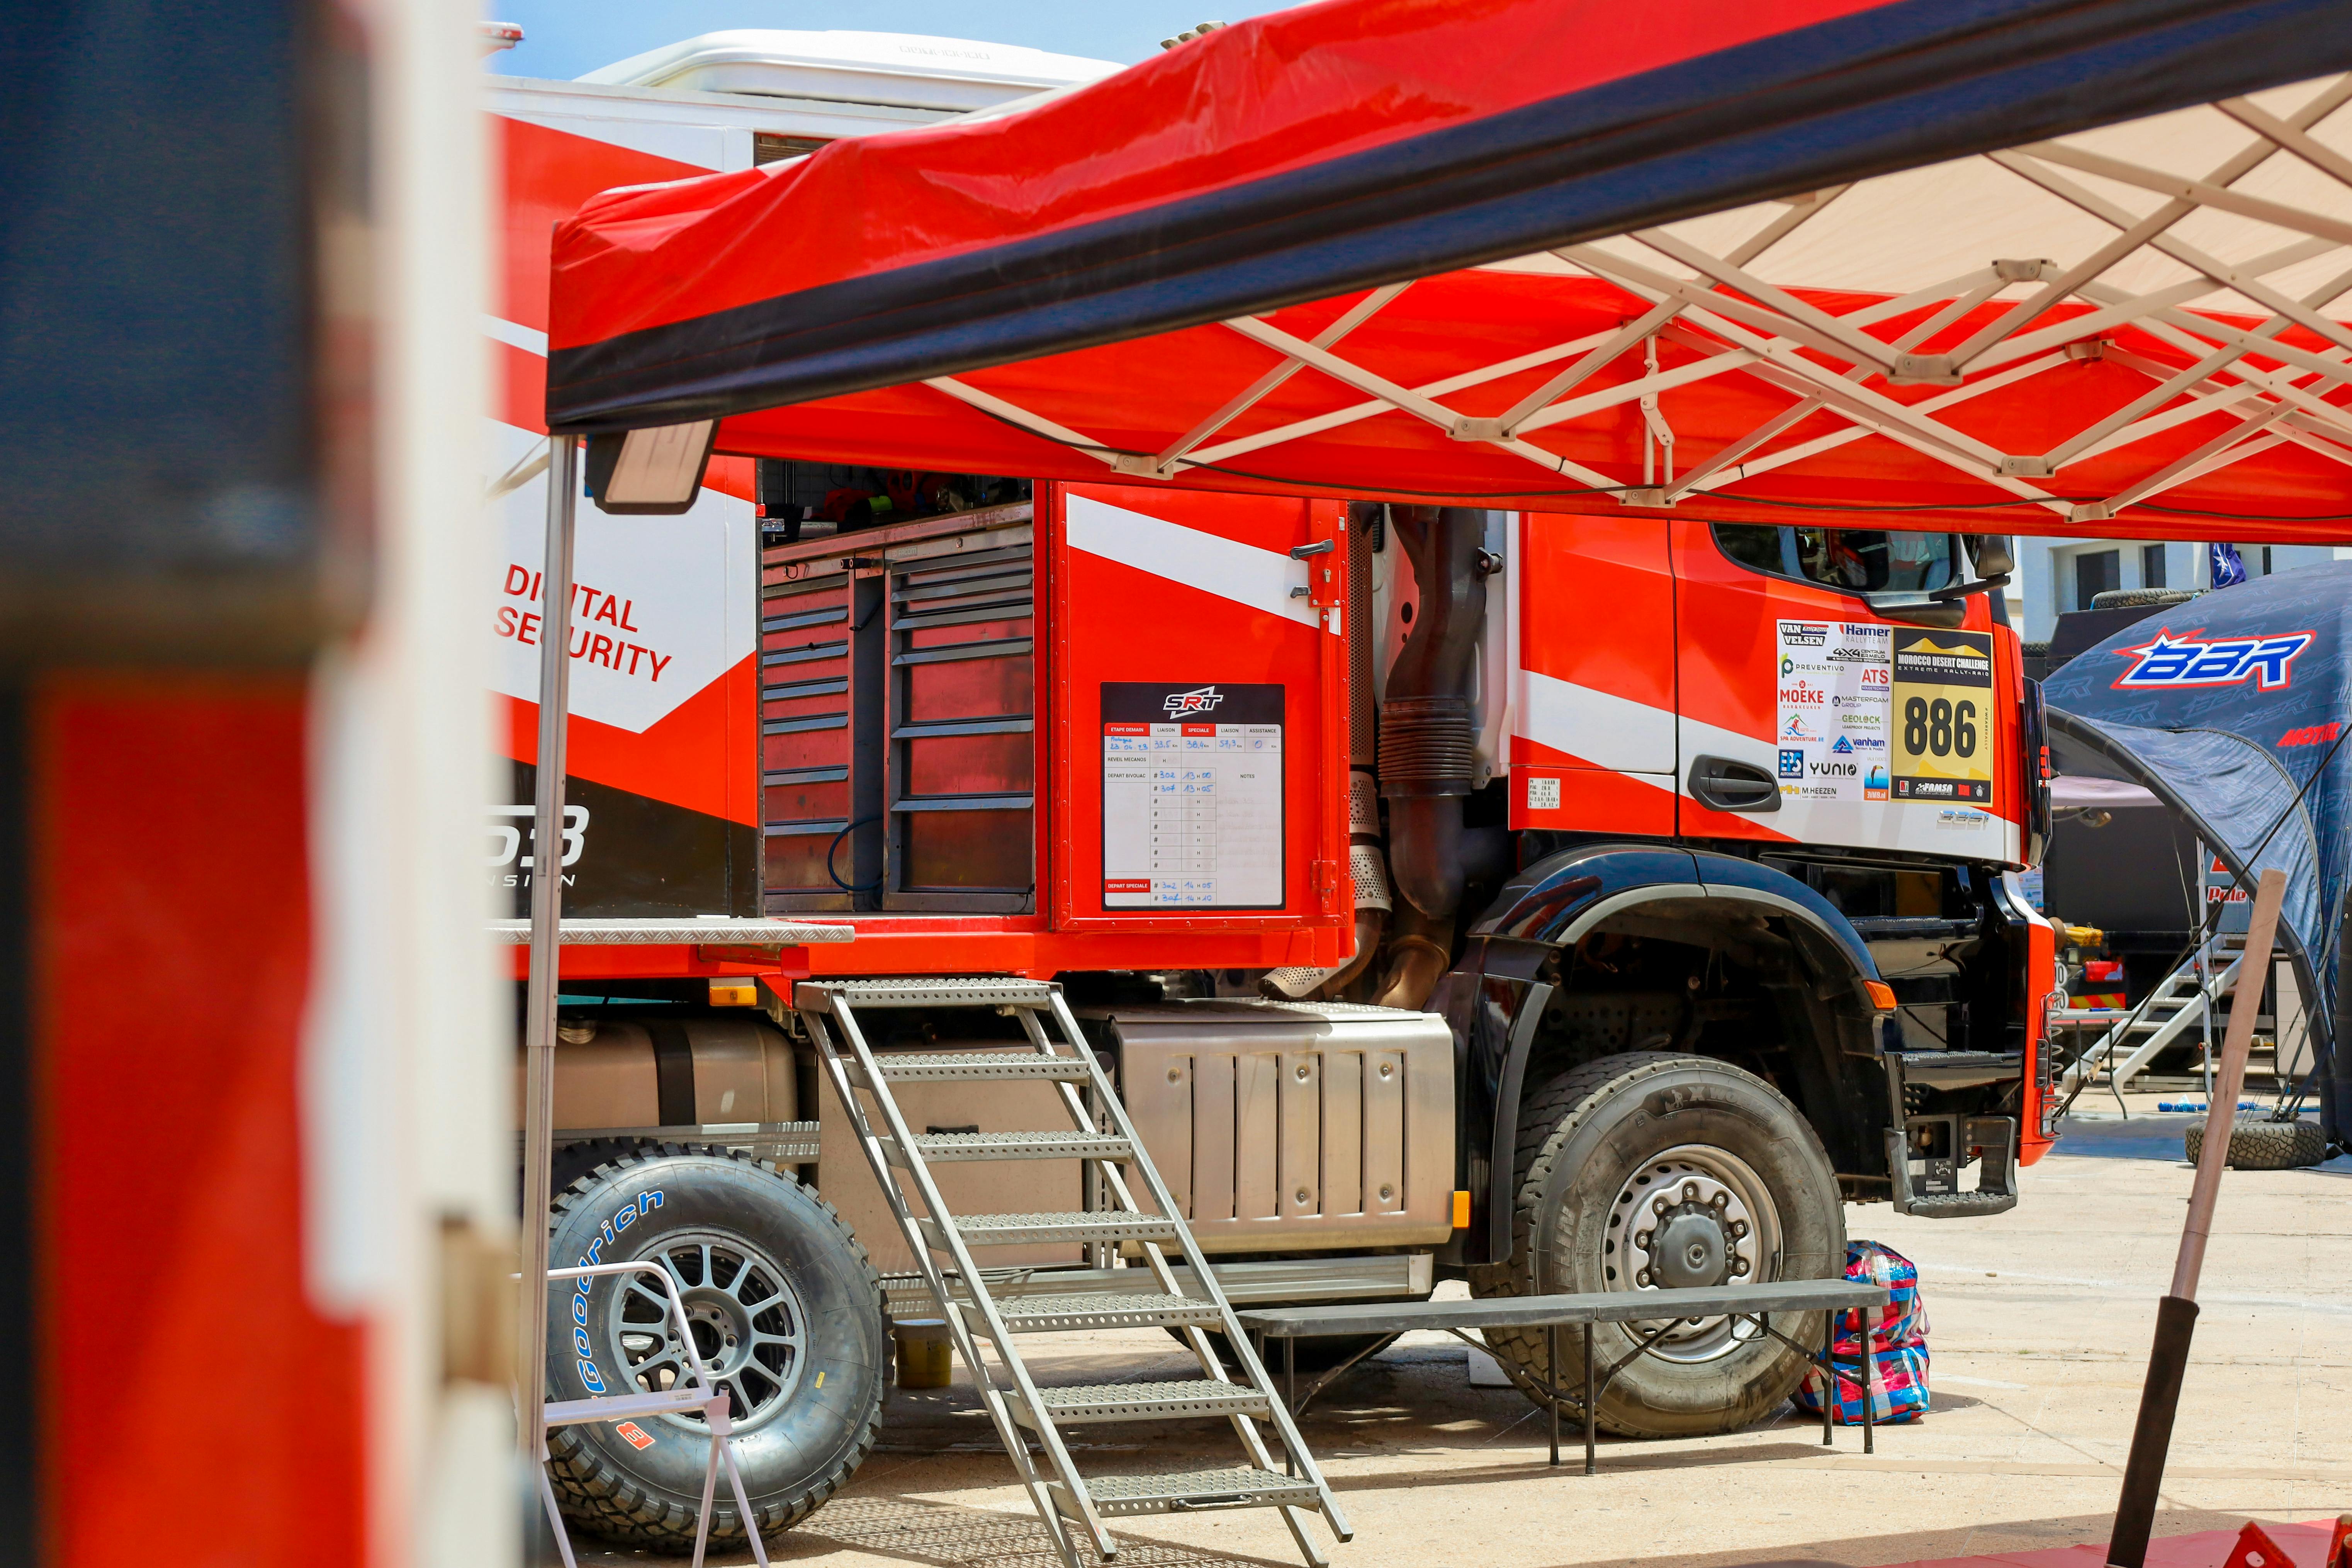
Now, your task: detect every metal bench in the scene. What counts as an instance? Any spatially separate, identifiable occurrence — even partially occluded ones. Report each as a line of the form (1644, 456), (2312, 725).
(1239, 1278), (1891, 1475)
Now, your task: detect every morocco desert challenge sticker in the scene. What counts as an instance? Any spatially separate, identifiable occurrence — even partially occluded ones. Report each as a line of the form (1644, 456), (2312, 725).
(1775, 621), (1892, 802)
(1890, 629), (1994, 803)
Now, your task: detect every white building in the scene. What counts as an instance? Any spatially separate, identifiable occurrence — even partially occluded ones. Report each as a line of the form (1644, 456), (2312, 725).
(2012, 536), (2352, 642)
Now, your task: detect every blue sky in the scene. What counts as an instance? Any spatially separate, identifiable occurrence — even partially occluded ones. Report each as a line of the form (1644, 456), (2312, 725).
(485, 1), (1300, 80)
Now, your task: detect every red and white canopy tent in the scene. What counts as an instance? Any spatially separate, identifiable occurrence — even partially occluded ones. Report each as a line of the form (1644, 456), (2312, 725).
(547, 0), (2352, 537)
(518, 0), (2352, 1456)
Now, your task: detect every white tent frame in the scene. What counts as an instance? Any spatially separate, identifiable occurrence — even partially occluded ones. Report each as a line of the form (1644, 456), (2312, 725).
(923, 74), (2352, 528)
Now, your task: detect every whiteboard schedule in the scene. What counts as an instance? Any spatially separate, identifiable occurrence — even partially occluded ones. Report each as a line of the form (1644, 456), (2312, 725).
(1101, 681), (1284, 909)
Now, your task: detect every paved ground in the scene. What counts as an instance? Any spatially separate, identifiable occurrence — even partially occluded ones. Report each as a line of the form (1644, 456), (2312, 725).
(573, 1107), (2350, 1568)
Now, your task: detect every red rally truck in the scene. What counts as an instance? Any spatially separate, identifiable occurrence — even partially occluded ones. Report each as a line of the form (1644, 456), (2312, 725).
(488, 35), (2055, 1553)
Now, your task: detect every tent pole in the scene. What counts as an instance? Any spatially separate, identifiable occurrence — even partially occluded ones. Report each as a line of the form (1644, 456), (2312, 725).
(517, 433), (580, 1476)
(2107, 866), (2286, 1568)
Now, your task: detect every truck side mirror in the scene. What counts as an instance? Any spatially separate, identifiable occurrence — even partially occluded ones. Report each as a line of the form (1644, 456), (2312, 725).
(1968, 535), (2015, 578)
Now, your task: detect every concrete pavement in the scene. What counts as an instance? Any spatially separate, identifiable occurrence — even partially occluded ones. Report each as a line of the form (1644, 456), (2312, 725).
(574, 1111), (2350, 1568)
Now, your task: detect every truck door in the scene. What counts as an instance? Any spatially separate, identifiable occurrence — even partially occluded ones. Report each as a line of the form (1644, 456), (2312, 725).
(1673, 520), (2013, 863)
(1510, 514), (1679, 836)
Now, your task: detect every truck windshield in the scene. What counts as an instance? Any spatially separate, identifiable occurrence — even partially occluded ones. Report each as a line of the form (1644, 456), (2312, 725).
(1713, 524), (1961, 595)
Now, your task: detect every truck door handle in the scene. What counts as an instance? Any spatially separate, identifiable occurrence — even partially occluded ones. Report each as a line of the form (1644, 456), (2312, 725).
(1687, 754), (1781, 813)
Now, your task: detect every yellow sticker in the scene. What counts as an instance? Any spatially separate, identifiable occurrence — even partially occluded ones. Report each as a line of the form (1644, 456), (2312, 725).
(815, 1371), (825, 1388)
(1890, 629), (1994, 804)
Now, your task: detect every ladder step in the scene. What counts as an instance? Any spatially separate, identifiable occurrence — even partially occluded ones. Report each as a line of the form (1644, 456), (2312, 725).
(1082, 1466), (1323, 1518)
(983, 1292), (1225, 1332)
(874, 1052), (1094, 1082)
(1026, 1379), (1271, 1425)
(800, 978), (1058, 1009)
(939, 1211), (1180, 1248)
(914, 1130), (1133, 1162)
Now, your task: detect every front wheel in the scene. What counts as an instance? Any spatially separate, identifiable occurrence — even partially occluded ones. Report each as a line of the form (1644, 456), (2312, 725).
(1470, 1052), (1845, 1437)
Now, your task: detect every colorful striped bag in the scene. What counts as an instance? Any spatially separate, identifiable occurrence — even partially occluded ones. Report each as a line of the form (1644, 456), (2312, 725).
(1790, 1240), (1930, 1425)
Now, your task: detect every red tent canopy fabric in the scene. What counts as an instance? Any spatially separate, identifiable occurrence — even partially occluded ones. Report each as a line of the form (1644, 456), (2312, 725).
(547, 0), (2352, 540)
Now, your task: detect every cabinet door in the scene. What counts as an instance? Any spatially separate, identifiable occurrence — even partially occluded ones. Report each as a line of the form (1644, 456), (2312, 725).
(884, 540), (1038, 911)
(1050, 483), (1349, 938)
(1510, 513), (1678, 836)
(759, 562), (868, 909)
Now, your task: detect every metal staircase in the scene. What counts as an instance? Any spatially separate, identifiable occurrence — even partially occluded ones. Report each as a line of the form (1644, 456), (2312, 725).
(2055, 933), (2240, 1096)
(795, 978), (1349, 1568)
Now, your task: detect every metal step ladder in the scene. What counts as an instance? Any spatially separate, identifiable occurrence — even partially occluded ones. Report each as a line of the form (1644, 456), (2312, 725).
(795, 979), (1349, 1568)
(2056, 933), (2241, 1095)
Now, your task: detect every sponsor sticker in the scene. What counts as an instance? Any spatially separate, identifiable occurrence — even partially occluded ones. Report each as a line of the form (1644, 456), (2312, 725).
(616, 1422), (656, 1451)
(1775, 618), (1892, 804)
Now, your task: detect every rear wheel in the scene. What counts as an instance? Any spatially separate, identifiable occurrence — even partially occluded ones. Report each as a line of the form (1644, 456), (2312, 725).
(542, 1145), (887, 1553)
(1470, 1052), (1845, 1437)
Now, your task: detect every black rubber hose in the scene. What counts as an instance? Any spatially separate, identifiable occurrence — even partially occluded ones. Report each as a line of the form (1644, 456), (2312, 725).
(827, 814), (884, 894)
(1380, 506), (1486, 919)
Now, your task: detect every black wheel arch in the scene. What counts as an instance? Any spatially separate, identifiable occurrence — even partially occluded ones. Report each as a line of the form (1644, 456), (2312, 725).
(1433, 842), (1888, 1266)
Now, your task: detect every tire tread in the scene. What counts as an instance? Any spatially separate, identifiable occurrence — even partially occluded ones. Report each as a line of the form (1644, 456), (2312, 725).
(1469, 1052), (1838, 1438)
(2184, 1118), (2328, 1170)
(540, 1142), (884, 1553)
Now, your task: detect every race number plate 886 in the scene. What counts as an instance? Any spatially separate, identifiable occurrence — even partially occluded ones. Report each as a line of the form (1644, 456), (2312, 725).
(1890, 629), (1993, 803)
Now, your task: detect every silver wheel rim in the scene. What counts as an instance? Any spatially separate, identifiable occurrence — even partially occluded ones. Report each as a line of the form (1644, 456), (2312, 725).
(608, 1231), (810, 1432)
(1598, 1144), (1783, 1364)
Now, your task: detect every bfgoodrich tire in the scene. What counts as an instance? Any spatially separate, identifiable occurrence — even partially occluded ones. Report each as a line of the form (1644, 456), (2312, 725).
(1469, 1053), (1846, 1438)
(543, 1145), (888, 1553)
(2184, 1117), (2328, 1170)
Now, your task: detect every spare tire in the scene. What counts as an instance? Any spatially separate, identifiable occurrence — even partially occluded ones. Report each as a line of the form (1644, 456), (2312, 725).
(2090, 588), (2202, 610)
(542, 1145), (887, 1553)
(2184, 1117), (2328, 1170)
